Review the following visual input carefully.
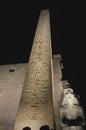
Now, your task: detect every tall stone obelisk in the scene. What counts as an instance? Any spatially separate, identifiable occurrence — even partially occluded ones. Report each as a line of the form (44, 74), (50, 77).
(14, 10), (54, 130)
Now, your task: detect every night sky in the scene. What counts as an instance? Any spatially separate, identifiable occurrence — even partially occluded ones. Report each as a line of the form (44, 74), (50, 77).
(0, 0), (86, 117)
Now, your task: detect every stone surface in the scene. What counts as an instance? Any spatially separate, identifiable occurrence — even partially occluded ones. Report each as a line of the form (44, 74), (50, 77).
(14, 10), (54, 130)
(0, 55), (63, 130)
(0, 63), (27, 129)
(52, 54), (63, 130)
(0, 125), (14, 130)
(60, 88), (85, 128)
(63, 126), (83, 130)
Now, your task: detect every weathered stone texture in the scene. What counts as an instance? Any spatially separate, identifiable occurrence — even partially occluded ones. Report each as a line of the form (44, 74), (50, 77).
(60, 88), (85, 129)
(14, 10), (54, 130)
(0, 125), (14, 130)
(0, 63), (27, 129)
(52, 54), (63, 130)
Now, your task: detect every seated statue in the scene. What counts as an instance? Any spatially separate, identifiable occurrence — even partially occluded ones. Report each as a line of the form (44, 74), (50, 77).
(60, 88), (85, 128)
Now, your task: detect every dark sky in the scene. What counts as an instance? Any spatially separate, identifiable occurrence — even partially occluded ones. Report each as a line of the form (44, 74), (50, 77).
(0, 0), (86, 117)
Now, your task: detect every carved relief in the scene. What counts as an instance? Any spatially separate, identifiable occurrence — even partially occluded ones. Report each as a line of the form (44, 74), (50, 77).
(14, 10), (54, 130)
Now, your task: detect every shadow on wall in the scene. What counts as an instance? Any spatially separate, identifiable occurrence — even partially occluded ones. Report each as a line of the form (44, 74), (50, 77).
(40, 125), (54, 130)
(40, 125), (49, 130)
(23, 126), (31, 130)
(22, 125), (53, 130)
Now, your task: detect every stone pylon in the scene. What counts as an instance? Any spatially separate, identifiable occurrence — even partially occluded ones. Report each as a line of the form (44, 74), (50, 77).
(14, 10), (54, 130)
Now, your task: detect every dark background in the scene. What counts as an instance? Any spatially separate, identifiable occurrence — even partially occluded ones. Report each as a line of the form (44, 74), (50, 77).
(0, 0), (86, 119)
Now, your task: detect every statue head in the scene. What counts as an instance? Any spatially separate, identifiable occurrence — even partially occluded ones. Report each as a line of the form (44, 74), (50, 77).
(63, 88), (73, 95)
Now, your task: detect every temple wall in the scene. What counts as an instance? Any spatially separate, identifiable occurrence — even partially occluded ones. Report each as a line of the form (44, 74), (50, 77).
(0, 63), (27, 130)
(52, 54), (63, 130)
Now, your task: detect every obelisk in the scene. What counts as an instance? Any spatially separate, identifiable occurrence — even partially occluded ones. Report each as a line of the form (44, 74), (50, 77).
(14, 10), (54, 130)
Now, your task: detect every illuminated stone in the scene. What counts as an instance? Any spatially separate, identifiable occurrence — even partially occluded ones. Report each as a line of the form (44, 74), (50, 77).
(14, 10), (54, 130)
(60, 88), (85, 129)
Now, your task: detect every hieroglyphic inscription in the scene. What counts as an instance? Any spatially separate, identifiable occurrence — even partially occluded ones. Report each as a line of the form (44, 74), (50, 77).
(14, 10), (54, 130)
(21, 10), (52, 109)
